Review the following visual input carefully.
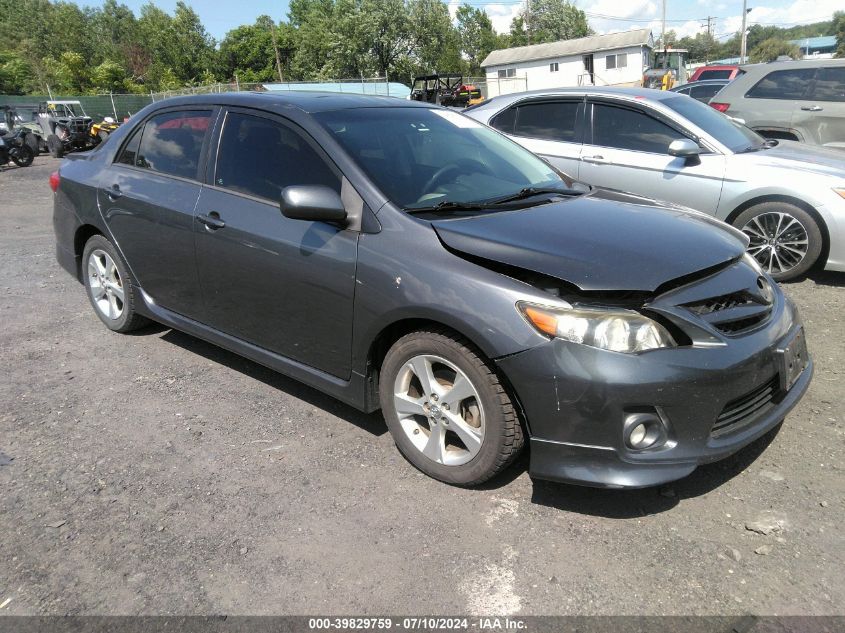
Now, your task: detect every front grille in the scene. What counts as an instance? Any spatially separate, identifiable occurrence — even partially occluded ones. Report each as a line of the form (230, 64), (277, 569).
(713, 314), (769, 334)
(685, 291), (755, 315)
(712, 376), (779, 437)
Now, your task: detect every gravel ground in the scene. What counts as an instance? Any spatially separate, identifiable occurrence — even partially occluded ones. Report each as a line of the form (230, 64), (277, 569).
(0, 156), (843, 617)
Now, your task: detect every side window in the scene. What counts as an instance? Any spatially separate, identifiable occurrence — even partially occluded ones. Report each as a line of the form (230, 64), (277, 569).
(513, 101), (579, 142)
(810, 67), (845, 101)
(690, 84), (722, 100)
(215, 112), (339, 202)
(746, 69), (815, 100)
(116, 127), (141, 166)
(490, 107), (517, 134)
(592, 104), (680, 154)
(135, 110), (211, 179)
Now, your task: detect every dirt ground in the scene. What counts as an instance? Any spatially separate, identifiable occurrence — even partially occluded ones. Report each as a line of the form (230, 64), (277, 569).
(0, 156), (843, 617)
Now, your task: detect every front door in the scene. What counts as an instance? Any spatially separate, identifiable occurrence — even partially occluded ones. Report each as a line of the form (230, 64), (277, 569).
(194, 109), (358, 379)
(579, 100), (725, 213)
(98, 108), (215, 319)
(792, 65), (845, 148)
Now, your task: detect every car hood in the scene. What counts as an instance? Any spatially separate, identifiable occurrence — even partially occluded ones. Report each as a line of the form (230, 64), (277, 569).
(739, 140), (845, 177)
(431, 189), (748, 292)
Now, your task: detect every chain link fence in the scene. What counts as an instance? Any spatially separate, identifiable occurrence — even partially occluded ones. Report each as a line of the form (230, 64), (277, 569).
(0, 93), (153, 120)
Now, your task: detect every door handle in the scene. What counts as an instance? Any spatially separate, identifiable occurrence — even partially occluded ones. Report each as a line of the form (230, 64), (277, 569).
(105, 184), (122, 199)
(198, 213), (226, 230)
(582, 155), (611, 164)
(800, 105), (823, 112)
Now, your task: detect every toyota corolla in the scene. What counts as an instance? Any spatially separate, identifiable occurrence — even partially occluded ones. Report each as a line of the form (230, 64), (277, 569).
(52, 93), (812, 488)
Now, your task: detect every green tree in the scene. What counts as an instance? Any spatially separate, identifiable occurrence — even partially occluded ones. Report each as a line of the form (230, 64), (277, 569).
(219, 18), (278, 83)
(510, 0), (590, 46)
(834, 11), (845, 58)
(749, 38), (800, 63)
(456, 5), (499, 74)
(0, 49), (33, 94)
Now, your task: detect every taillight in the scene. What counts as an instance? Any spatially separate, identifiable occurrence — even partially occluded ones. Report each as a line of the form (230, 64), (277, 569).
(710, 102), (730, 113)
(49, 170), (60, 193)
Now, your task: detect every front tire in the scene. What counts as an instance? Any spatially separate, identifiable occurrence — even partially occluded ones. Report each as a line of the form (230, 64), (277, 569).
(47, 134), (64, 158)
(733, 202), (823, 281)
(11, 144), (34, 167)
(82, 235), (148, 333)
(24, 132), (40, 156)
(379, 330), (524, 486)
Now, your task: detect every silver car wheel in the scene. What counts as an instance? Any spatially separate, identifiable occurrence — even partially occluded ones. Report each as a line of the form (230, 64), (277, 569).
(742, 212), (809, 276)
(392, 354), (485, 467)
(87, 249), (125, 320)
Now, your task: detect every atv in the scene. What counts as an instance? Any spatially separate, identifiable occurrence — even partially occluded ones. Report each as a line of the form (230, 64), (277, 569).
(90, 117), (122, 145)
(410, 74), (483, 108)
(0, 128), (35, 169)
(0, 105), (43, 155)
(34, 100), (95, 158)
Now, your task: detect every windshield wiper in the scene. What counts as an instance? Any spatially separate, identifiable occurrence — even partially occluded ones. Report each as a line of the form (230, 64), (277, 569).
(406, 200), (490, 213)
(488, 186), (577, 205)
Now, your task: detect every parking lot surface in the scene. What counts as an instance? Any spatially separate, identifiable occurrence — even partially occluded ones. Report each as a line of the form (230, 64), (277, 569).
(1, 157), (843, 615)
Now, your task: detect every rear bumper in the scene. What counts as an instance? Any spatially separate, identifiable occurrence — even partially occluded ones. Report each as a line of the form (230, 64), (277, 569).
(496, 299), (813, 488)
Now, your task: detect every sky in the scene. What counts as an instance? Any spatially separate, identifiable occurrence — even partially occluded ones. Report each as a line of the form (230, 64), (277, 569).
(93, 0), (842, 44)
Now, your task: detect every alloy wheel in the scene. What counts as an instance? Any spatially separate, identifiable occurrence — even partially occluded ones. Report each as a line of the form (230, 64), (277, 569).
(392, 354), (485, 466)
(741, 212), (809, 276)
(87, 249), (125, 321)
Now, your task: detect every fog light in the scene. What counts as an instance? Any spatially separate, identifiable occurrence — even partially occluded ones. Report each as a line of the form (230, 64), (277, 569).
(624, 412), (666, 450)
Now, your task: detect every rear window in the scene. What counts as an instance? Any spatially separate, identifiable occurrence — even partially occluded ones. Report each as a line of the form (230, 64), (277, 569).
(698, 69), (732, 80)
(746, 68), (815, 100)
(689, 84), (724, 101)
(512, 101), (579, 142)
(132, 110), (211, 180)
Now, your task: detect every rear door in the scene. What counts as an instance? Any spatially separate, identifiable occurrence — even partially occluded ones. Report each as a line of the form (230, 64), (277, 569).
(193, 108), (358, 378)
(579, 99), (725, 213)
(98, 108), (215, 319)
(740, 67), (814, 139)
(489, 98), (584, 180)
(792, 65), (845, 149)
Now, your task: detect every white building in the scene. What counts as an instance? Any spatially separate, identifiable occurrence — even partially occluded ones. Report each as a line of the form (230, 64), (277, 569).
(481, 29), (654, 97)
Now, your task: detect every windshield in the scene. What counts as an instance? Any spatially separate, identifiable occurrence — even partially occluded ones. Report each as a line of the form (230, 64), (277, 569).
(314, 107), (564, 210)
(663, 95), (763, 152)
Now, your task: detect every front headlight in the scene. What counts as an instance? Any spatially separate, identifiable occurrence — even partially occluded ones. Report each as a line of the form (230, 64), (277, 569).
(519, 301), (676, 353)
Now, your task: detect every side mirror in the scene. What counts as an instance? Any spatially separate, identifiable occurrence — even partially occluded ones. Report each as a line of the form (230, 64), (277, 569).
(281, 185), (347, 225)
(668, 138), (701, 158)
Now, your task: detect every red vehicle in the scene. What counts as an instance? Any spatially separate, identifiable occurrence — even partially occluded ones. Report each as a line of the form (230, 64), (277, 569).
(689, 65), (743, 82)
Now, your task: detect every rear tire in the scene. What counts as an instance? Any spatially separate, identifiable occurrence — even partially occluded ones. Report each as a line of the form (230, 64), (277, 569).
(47, 134), (64, 158)
(379, 329), (524, 486)
(732, 202), (823, 281)
(82, 235), (149, 333)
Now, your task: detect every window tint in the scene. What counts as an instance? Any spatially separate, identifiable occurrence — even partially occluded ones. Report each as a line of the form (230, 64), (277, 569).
(810, 66), (845, 101)
(698, 69), (732, 80)
(689, 84), (723, 100)
(215, 112), (339, 202)
(134, 110), (211, 179)
(116, 128), (141, 166)
(746, 68), (814, 100)
(490, 107), (517, 134)
(592, 104), (679, 153)
(513, 101), (579, 142)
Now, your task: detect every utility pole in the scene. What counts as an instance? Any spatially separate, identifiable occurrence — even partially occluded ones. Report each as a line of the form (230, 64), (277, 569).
(526, 0), (531, 44)
(705, 16), (714, 62)
(661, 0), (667, 68)
(270, 21), (284, 83)
(740, 3), (751, 64)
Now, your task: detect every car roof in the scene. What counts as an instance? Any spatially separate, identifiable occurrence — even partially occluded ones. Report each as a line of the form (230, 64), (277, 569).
(673, 79), (730, 88)
(147, 91), (432, 114)
(696, 65), (738, 70)
(738, 58), (845, 74)
(487, 86), (680, 101)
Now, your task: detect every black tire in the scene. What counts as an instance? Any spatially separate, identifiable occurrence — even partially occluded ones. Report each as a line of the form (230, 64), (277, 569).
(10, 144), (34, 167)
(47, 134), (64, 158)
(732, 202), (823, 281)
(379, 329), (524, 486)
(98, 130), (110, 143)
(81, 235), (149, 333)
(24, 132), (40, 156)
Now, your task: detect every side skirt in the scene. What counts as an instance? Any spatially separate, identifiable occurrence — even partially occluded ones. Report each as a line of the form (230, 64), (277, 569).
(133, 286), (372, 412)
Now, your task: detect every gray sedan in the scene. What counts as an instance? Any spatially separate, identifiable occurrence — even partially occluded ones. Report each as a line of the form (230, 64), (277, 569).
(466, 87), (845, 280)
